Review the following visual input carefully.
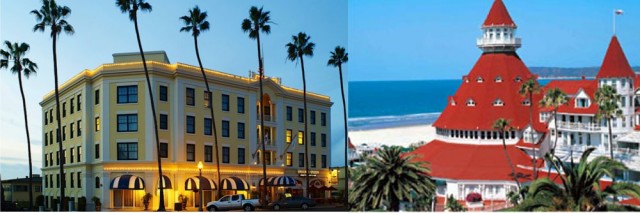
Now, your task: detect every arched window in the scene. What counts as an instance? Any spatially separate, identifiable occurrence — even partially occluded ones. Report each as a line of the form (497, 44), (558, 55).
(466, 99), (476, 107)
(493, 99), (504, 106)
(515, 76), (521, 82)
(476, 76), (484, 83)
(495, 76), (503, 83)
(521, 99), (531, 106)
(95, 176), (100, 188)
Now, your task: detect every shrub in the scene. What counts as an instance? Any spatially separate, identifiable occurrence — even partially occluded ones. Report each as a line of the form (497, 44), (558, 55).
(465, 192), (482, 203)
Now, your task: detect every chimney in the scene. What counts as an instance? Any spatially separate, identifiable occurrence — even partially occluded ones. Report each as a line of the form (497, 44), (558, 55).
(581, 76), (586, 80)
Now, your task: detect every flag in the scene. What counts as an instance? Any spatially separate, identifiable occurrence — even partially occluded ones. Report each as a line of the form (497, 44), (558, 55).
(615, 9), (624, 15)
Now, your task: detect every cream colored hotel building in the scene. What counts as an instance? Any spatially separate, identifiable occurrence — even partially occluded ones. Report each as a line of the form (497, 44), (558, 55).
(40, 51), (335, 210)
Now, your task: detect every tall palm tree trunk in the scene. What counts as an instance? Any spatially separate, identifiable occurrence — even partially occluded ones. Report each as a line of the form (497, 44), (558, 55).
(194, 36), (222, 198)
(255, 32), (268, 204)
(338, 64), (348, 205)
(501, 131), (521, 190)
(300, 56), (309, 198)
(548, 110), (559, 178)
(133, 16), (166, 211)
(528, 92), (537, 179)
(608, 118), (614, 159)
(52, 30), (66, 211)
(18, 72), (33, 210)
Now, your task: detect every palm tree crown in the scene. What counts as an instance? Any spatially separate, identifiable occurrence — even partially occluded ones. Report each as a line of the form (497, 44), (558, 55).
(0, 42), (38, 76)
(31, 0), (74, 37)
(241, 6), (272, 39)
(286, 32), (315, 61)
(116, 0), (152, 21)
(327, 46), (348, 67)
(350, 146), (435, 211)
(180, 6), (209, 37)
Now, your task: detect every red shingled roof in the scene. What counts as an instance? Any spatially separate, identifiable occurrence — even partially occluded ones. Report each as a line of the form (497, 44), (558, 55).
(596, 36), (634, 79)
(348, 138), (356, 149)
(482, 0), (516, 28)
(543, 79), (599, 115)
(433, 52), (546, 131)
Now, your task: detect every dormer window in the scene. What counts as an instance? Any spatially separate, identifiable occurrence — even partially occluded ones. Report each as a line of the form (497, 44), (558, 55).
(466, 99), (476, 107)
(476, 77), (484, 83)
(515, 76), (522, 82)
(493, 99), (504, 106)
(450, 99), (456, 106)
(495, 76), (503, 83)
(576, 98), (589, 108)
(464, 76), (469, 83)
(521, 99), (530, 106)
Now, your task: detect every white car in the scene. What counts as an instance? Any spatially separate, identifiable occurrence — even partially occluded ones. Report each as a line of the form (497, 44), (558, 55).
(206, 194), (261, 211)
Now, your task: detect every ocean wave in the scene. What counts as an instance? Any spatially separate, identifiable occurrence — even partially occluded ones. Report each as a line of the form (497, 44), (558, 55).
(348, 112), (441, 130)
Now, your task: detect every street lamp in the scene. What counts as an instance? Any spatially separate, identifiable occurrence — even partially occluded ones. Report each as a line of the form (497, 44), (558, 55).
(198, 161), (204, 212)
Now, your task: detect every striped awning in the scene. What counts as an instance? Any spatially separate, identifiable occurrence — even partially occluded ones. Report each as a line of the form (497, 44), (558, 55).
(259, 176), (297, 186)
(110, 175), (145, 190)
(185, 176), (216, 191)
(157, 175), (172, 189)
(220, 177), (250, 190)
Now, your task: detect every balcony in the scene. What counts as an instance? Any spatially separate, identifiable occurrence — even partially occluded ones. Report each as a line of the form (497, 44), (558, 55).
(556, 121), (601, 132)
(555, 145), (640, 171)
(476, 37), (521, 47)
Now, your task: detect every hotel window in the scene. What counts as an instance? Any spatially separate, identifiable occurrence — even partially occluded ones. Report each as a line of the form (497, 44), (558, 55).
(49, 109), (53, 121)
(286, 106), (293, 121)
(77, 94), (81, 111)
(49, 153), (53, 166)
(238, 148), (245, 164)
(495, 76), (503, 83)
(205, 145), (213, 162)
(237, 97), (245, 113)
(45, 133), (48, 146)
(298, 131), (304, 145)
(298, 153), (305, 167)
(56, 174), (60, 188)
(117, 114), (138, 132)
(186, 87), (195, 106)
(321, 133), (327, 147)
(311, 132), (316, 146)
(322, 155), (327, 168)
(95, 117), (100, 131)
(222, 94), (229, 111)
(621, 97), (626, 107)
(286, 129), (292, 143)
(159, 85), (168, 102)
(45, 112), (48, 125)
(476, 76), (484, 83)
(522, 99), (530, 106)
(62, 126), (66, 141)
(576, 98), (588, 108)
(186, 116), (195, 134)
(237, 122), (245, 139)
(311, 154), (316, 168)
(466, 99), (476, 107)
(186, 144), (195, 161)
(117, 85), (138, 103)
(45, 175), (48, 187)
(77, 146), (82, 162)
(265, 151), (272, 165)
(70, 123), (74, 139)
(298, 108), (304, 123)
(493, 99), (504, 106)
(117, 142), (138, 160)
(95, 89), (100, 105)
(70, 147), (75, 163)
(222, 120), (230, 137)
(515, 76), (522, 82)
(95, 177), (100, 188)
(44, 154), (48, 167)
(77, 172), (81, 188)
(95, 144), (100, 159)
(62, 102), (67, 117)
(77, 120), (81, 137)
(160, 143), (168, 158)
(160, 114), (168, 130)
(311, 110), (316, 125)
(204, 118), (212, 135)
(321, 112), (327, 126)
(222, 147), (230, 163)
(286, 152), (293, 166)
(70, 172), (74, 188)
(204, 91), (212, 108)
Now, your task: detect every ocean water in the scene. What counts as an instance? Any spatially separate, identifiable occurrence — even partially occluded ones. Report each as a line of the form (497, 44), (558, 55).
(348, 79), (554, 130)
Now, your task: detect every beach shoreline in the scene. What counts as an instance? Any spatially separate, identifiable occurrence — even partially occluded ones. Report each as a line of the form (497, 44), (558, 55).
(348, 124), (436, 148)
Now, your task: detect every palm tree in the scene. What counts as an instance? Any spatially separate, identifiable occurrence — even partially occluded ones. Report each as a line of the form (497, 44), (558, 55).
(445, 194), (465, 212)
(1, 41), (38, 210)
(595, 85), (623, 160)
(518, 78), (541, 179)
(286, 32), (315, 198)
(492, 118), (521, 190)
(241, 6), (272, 204)
(518, 148), (640, 211)
(349, 146), (435, 211)
(180, 5), (222, 199)
(115, 0), (166, 210)
(539, 87), (568, 177)
(31, 1), (74, 209)
(327, 45), (349, 204)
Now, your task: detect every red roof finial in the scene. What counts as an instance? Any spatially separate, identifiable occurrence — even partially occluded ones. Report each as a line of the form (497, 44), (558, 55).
(482, 0), (516, 28)
(596, 36), (634, 78)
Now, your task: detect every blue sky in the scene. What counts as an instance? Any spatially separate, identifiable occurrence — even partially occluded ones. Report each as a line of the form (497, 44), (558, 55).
(349, 0), (640, 81)
(0, 0), (346, 180)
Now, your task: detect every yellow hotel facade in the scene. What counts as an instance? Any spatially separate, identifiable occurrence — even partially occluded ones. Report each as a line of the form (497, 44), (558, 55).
(40, 51), (333, 210)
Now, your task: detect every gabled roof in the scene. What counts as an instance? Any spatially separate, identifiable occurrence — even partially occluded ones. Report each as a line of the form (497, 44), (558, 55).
(543, 79), (599, 115)
(596, 36), (635, 79)
(482, 0), (516, 28)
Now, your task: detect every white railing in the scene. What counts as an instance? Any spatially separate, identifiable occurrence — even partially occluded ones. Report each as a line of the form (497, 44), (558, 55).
(556, 121), (601, 131)
(476, 37), (521, 47)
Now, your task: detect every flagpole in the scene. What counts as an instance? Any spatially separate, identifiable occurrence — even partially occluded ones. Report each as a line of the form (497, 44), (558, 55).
(613, 9), (616, 35)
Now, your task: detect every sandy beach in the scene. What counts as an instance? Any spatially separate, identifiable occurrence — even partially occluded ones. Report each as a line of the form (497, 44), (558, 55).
(348, 124), (436, 148)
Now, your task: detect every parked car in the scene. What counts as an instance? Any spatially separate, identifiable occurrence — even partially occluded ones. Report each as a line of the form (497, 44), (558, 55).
(268, 197), (317, 210)
(206, 194), (261, 211)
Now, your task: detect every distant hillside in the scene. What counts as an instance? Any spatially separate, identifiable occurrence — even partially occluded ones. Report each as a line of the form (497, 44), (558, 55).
(529, 66), (640, 79)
